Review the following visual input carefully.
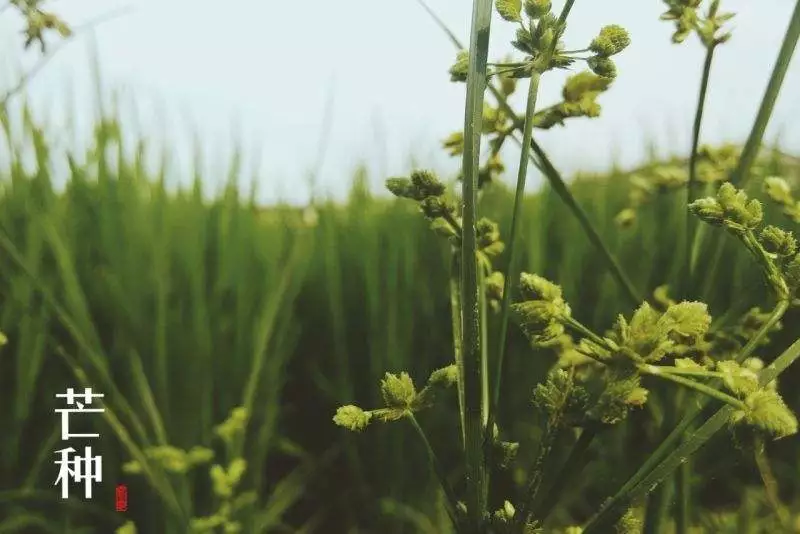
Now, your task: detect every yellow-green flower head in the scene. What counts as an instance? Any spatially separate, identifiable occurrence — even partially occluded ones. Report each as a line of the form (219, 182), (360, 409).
(210, 464), (233, 498)
(333, 405), (372, 432)
(760, 226), (798, 257)
(737, 389), (799, 439)
(615, 507), (642, 534)
(147, 445), (189, 474)
(449, 50), (469, 82)
(428, 365), (459, 388)
(589, 25), (631, 57)
(477, 218), (501, 247)
(485, 271), (505, 301)
(764, 176), (794, 206)
(442, 131), (464, 156)
(717, 182), (763, 229)
(420, 196), (454, 219)
(688, 197), (724, 225)
(122, 461), (143, 475)
(187, 446), (215, 466)
(587, 56), (617, 79)
(524, 0), (551, 19)
(381, 372), (417, 408)
(410, 170), (446, 198)
(115, 521), (138, 534)
(386, 177), (416, 199)
(519, 273), (562, 302)
(227, 458), (247, 487)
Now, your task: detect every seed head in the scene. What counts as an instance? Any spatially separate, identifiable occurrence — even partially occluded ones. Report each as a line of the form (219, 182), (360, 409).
(764, 176), (794, 206)
(333, 405), (372, 432)
(587, 56), (617, 78)
(381, 372), (417, 408)
(590, 25), (631, 56)
(524, 0), (551, 19)
(449, 50), (469, 82)
(689, 197), (724, 225)
(420, 196), (454, 219)
(428, 365), (459, 388)
(519, 273), (562, 302)
(410, 169), (446, 197)
(386, 177), (414, 199)
(760, 226), (797, 257)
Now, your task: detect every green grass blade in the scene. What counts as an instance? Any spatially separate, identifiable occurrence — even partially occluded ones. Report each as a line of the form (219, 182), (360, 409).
(460, 0), (493, 528)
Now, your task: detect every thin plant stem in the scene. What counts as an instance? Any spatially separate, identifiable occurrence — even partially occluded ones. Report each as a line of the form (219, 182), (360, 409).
(460, 0), (493, 528)
(640, 367), (746, 409)
(730, 0), (800, 189)
(514, 416), (560, 532)
(488, 68), (542, 444)
(408, 414), (460, 529)
(582, 300), (790, 533)
(684, 43), (717, 297)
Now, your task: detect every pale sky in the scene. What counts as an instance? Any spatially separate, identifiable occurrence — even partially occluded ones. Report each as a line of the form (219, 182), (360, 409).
(1, 0), (799, 204)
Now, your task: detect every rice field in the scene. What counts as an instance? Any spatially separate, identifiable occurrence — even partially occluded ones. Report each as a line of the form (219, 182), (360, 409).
(0, 98), (799, 532)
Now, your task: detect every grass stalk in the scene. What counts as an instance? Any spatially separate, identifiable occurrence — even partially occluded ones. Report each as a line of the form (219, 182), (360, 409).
(460, 0), (493, 528)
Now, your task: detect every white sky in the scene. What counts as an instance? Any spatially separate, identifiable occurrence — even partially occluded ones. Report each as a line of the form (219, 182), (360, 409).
(1, 0), (799, 204)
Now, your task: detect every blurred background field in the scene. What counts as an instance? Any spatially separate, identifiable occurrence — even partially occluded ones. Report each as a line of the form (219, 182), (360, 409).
(1, 101), (800, 532)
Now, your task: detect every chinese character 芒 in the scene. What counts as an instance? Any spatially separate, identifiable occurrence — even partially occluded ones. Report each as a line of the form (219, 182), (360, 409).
(54, 446), (103, 499)
(54, 387), (105, 440)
